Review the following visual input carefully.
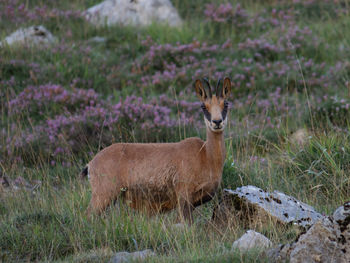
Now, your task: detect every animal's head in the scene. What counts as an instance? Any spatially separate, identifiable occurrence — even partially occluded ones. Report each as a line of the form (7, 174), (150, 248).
(195, 77), (231, 133)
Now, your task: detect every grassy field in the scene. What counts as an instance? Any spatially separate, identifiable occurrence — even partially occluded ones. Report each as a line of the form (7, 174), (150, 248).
(1, 0), (350, 262)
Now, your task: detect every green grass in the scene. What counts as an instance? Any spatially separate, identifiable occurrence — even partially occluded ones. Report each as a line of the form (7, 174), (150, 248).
(1, 128), (347, 261)
(0, 165), (298, 262)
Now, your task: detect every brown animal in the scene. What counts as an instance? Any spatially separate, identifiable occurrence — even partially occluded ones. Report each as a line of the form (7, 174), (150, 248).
(85, 77), (232, 223)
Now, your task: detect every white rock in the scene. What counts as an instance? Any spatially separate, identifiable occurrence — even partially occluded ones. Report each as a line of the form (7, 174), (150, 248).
(215, 186), (324, 228)
(232, 230), (272, 252)
(0, 25), (57, 48)
(84, 0), (182, 27)
(109, 249), (155, 263)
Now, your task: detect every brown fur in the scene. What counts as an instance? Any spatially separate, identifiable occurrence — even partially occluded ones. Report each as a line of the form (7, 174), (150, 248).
(87, 78), (232, 223)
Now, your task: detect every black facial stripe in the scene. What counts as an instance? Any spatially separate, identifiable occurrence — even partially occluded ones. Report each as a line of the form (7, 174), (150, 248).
(201, 103), (211, 121)
(221, 101), (229, 120)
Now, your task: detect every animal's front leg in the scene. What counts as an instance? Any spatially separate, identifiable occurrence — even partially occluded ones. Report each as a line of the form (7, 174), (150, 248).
(87, 194), (113, 218)
(87, 181), (121, 218)
(177, 197), (194, 224)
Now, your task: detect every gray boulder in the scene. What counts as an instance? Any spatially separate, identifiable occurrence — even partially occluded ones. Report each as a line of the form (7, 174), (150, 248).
(213, 186), (324, 229)
(232, 230), (272, 252)
(289, 218), (345, 263)
(84, 0), (182, 27)
(109, 249), (155, 263)
(267, 202), (350, 263)
(0, 25), (57, 47)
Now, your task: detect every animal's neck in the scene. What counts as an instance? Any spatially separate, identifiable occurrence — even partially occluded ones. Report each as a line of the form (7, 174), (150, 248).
(205, 127), (226, 174)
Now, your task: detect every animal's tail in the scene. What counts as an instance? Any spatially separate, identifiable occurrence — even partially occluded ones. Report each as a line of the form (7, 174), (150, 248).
(79, 165), (89, 180)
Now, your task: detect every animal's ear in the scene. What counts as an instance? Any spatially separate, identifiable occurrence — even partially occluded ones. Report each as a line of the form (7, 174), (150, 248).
(195, 79), (207, 102)
(222, 77), (231, 99)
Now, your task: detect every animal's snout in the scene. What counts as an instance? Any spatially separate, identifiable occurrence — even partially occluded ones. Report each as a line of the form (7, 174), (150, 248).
(212, 119), (222, 127)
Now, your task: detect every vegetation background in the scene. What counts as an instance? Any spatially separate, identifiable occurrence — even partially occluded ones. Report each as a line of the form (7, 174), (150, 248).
(1, 0), (350, 262)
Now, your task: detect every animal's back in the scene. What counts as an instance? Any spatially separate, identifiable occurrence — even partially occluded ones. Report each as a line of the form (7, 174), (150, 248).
(89, 137), (205, 179)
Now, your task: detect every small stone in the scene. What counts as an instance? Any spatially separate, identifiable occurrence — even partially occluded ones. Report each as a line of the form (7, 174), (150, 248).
(88, 36), (107, 43)
(290, 128), (309, 147)
(0, 25), (57, 47)
(333, 201), (350, 225)
(109, 249), (155, 263)
(232, 230), (272, 252)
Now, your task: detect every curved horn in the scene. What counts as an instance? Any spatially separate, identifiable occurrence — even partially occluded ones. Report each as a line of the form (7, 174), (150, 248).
(202, 77), (212, 98)
(216, 78), (222, 97)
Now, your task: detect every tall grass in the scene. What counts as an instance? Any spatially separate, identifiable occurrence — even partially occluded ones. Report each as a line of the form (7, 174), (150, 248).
(0, 163), (298, 262)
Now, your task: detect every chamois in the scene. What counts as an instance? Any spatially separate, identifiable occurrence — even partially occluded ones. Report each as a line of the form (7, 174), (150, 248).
(85, 77), (231, 223)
